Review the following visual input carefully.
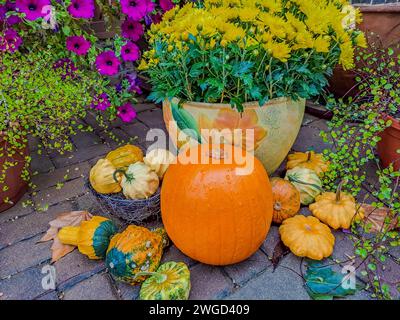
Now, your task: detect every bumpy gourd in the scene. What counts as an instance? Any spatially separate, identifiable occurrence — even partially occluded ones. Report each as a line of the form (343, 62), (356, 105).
(279, 215), (335, 260)
(118, 162), (159, 199)
(89, 158), (122, 194)
(270, 177), (300, 224)
(58, 216), (117, 259)
(309, 180), (365, 229)
(106, 226), (168, 284)
(139, 262), (191, 300)
(144, 148), (176, 179)
(285, 167), (323, 205)
(286, 151), (329, 177)
(106, 144), (143, 169)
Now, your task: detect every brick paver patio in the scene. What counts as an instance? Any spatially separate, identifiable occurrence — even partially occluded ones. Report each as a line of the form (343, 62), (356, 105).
(0, 99), (398, 300)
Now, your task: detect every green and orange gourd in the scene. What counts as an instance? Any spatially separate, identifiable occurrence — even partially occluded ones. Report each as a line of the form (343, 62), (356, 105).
(58, 216), (117, 259)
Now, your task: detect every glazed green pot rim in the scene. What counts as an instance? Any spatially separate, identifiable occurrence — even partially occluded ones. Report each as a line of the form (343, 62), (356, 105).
(164, 97), (305, 110)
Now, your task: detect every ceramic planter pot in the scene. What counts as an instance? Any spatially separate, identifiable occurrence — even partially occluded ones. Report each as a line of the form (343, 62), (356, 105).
(377, 114), (400, 171)
(162, 97), (305, 174)
(0, 135), (29, 213)
(329, 3), (400, 98)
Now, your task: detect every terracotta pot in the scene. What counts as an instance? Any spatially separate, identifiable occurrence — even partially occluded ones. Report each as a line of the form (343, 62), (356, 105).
(162, 97), (305, 174)
(329, 4), (400, 98)
(0, 135), (29, 213)
(377, 114), (400, 171)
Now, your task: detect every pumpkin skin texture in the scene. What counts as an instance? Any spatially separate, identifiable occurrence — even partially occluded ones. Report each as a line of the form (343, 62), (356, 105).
(144, 148), (176, 179)
(106, 226), (168, 284)
(58, 216), (117, 259)
(286, 151), (329, 177)
(161, 143), (273, 266)
(119, 162), (159, 199)
(285, 167), (323, 205)
(89, 158), (122, 194)
(309, 182), (365, 229)
(279, 215), (335, 260)
(270, 177), (300, 224)
(106, 144), (144, 169)
(139, 262), (191, 300)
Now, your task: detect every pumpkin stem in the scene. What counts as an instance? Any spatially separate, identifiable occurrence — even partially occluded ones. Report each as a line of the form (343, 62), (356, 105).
(113, 169), (135, 183)
(58, 226), (80, 246)
(335, 179), (347, 202)
(274, 202), (282, 211)
(307, 151), (312, 161)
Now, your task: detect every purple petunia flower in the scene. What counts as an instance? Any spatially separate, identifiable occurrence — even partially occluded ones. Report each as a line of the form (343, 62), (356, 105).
(15, 0), (50, 21)
(121, 18), (144, 41)
(117, 102), (137, 123)
(67, 0), (94, 19)
(66, 35), (91, 55)
(53, 58), (77, 79)
(144, 0), (155, 14)
(90, 93), (111, 111)
(0, 1), (21, 25)
(120, 0), (148, 20)
(159, 0), (174, 12)
(95, 50), (121, 76)
(0, 28), (22, 53)
(126, 72), (142, 94)
(121, 42), (140, 62)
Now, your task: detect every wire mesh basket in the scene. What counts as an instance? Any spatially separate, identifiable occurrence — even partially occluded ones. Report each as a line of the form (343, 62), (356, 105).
(85, 179), (161, 224)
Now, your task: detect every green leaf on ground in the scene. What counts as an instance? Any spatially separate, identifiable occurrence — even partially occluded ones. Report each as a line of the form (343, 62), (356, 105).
(304, 260), (358, 300)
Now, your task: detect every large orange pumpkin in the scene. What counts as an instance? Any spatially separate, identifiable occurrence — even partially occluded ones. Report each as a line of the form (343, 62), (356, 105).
(161, 144), (273, 265)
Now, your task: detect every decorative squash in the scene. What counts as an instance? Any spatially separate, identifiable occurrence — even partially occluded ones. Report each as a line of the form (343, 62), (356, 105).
(309, 180), (365, 229)
(285, 167), (323, 205)
(89, 158), (122, 194)
(106, 144), (143, 169)
(118, 162), (159, 199)
(161, 143), (273, 265)
(270, 177), (300, 224)
(106, 225), (168, 284)
(139, 262), (191, 300)
(144, 148), (176, 179)
(286, 151), (329, 177)
(58, 216), (117, 259)
(279, 215), (335, 260)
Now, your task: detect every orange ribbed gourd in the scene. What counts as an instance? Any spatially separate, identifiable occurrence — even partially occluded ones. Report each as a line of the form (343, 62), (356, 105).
(161, 144), (273, 265)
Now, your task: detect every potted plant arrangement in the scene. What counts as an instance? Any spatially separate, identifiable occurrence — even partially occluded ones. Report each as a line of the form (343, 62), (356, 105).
(140, 0), (367, 173)
(0, 50), (111, 212)
(329, 1), (400, 98)
(352, 43), (400, 171)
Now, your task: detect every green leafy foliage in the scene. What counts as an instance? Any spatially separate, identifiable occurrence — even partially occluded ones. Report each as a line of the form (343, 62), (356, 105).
(320, 41), (400, 300)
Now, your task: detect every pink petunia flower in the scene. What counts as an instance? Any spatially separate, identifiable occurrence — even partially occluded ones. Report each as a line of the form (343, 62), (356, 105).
(95, 50), (121, 76)
(15, 0), (50, 21)
(117, 102), (137, 123)
(66, 35), (91, 55)
(121, 42), (140, 62)
(0, 28), (22, 53)
(159, 0), (174, 12)
(90, 93), (111, 111)
(144, 0), (155, 14)
(120, 0), (148, 20)
(121, 17), (144, 41)
(67, 0), (94, 19)
(1, 1), (21, 25)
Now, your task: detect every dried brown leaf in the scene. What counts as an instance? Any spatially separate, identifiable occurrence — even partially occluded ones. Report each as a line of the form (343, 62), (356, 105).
(361, 204), (398, 233)
(38, 211), (92, 243)
(37, 211), (93, 262)
(272, 240), (290, 270)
